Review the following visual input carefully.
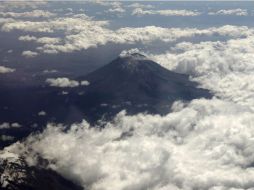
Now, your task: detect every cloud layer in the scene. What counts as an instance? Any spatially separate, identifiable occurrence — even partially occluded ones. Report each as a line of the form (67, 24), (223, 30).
(1, 3), (254, 190)
(132, 8), (201, 16)
(7, 98), (254, 190)
(1, 12), (253, 56)
(150, 35), (254, 109)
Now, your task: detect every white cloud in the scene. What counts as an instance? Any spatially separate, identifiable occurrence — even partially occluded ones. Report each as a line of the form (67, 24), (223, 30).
(149, 36), (254, 109)
(2, 12), (253, 55)
(208, 9), (248, 16)
(107, 7), (125, 13)
(21, 50), (38, 58)
(106, 1), (125, 13)
(38, 111), (46, 116)
(132, 8), (201, 16)
(0, 123), (21, 129)
(46, 77), (80, 88)
(0, 10), (56, 18)
(42, 69), (58, 74)
(6, 98), (254, 190)
(0, 1), (47, 11)
(19, 35), (61, 44)
(119, 48), (144, 58)
(81, 80), (90, 86)
(0, 66), (15, 74)
(46, 78), (90, 88)
(0, 135), (15, 142)
(18, 35), (37, 41)
(127, 3), (154, 9)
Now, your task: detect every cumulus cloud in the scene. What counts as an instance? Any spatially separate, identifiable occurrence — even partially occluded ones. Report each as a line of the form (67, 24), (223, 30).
(0, 66), (15, 74)
(1, 3), (254, 190)
(18, 35), (37, 41)
(6, 98), (254, 190)
(46, 78), (90, 88)
(208, 9), (248, 16)
(46, 77), (80, 88)
(127, 3), (154, 9)
(0, 135), (15, 142)
(1, 11), (253, 55)
(38, 111), (46, 116)
(19, 35), (61, 44)
(107, 7), (125, 13)
(42, 69), (58, 74)
(0, 123), (21, 129)
(0, 1), (47, 11)
(0, 10), (56, 18)
(119, 48), (145, 58)
(81, 80), (90, 86)
(150, 35), (254, 109)
(3, 14), (252, 55)
(21, 50), (38, 58)
(132, 8), (201, 16)
(105, 1), (125, 14)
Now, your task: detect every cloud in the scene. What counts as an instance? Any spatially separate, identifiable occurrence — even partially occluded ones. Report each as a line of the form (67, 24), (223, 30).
(119, 48), (145, 58)
(132, 8), (201, 16)
(106, 1), (125, 13)
(21, 50), (38, 58)
(149, 36), (254, 109)
(81, 80), (90, 86)
(19, 35), (61, 44)
(127, 3), (154, 9)
(0, 123), (21, 129)
(0, 10), (56, 18)
(0, 135), (15, 142)
(18, 35), (37, 41)
(42, 69), (58, 74)
(0, 1), (47, 11)
(6, 98), (254, 190)
(0, 66), (15, 74)
(208, 9), (248, 16)
(46, 78), (90, 88)
(38, 111), (46, 116)
(46, 77), (80, 88)
(107, 7), (125, 13)
(1, 12), (253, 55)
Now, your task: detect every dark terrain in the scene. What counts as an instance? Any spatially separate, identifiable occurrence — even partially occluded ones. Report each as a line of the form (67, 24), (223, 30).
(0, 53), (212, 148)
(0, 53), (212, 190)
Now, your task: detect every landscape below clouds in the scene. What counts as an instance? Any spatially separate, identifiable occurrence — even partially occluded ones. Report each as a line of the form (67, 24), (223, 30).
(1, 1), (254, 190)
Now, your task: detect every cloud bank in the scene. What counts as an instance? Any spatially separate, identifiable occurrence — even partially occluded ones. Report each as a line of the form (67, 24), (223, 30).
(150, 35), (254, 109)
(7, 98), (254, 190)
(1, 12), (253, 56)
(132, 8), (201, 16)
(0, 10), (56, 18)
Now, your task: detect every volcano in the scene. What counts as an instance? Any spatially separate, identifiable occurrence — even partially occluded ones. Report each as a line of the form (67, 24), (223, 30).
(72, 53), (212, 122)
(0, 53), (212, 148)
(0, 53), (212, 190)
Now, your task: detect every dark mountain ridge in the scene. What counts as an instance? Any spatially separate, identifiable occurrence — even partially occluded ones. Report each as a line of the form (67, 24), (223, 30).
(0, 53), (212, 190)
(73, 53), (211, 122)
(0, 53), (212, 148)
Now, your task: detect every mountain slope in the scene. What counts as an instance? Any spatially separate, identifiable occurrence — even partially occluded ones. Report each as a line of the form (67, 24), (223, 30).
(0, 150), (82, 190)
(0, 53), (212, 148)
(73, 53), (212, 122)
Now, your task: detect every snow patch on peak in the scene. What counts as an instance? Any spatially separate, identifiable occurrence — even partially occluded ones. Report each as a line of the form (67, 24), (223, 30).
(119, 48), (147, 60)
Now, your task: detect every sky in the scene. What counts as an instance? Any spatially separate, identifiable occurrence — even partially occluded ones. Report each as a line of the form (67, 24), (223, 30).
(1, 1), (254, 190)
